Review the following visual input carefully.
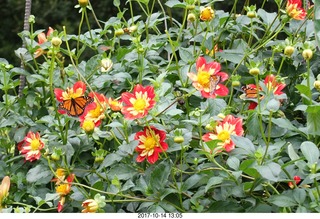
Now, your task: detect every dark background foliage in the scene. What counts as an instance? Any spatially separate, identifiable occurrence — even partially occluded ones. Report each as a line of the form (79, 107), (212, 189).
(0, 0), (277, 67)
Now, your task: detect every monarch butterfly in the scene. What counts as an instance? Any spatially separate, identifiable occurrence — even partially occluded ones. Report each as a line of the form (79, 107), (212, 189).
(209, 75), (221, 95)
(242, 85), (258, 99)
(58, 96), (94, 117)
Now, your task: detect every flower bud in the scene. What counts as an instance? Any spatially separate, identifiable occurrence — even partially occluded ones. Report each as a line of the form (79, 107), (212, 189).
(100, 58), (113, 72)
(302, 49), (313, 60)
(129, 25), (138, 33)
(187, 13), (196, 22)
(81, 199), (99, 213)
(28, 15), (35, 24)
(232, 81), (240, 87)
(186, 4), (195, 10)
(51, 37), (62, 47)
(115, 28), (124, 37)
(174, 136), (184, 144)
(247, 11), (257, 18)
(284, 46), (295, 57)
(78, 0), (88, 7)
(249, 67), (260, 76)
(0, 176), (10, 204)
(266, 99), (280, 112)
(314, 80), (320, 91)
(51, 152), (60, 161)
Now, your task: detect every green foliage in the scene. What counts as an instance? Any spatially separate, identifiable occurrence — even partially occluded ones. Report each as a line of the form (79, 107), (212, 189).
(0, 0), (320, 214)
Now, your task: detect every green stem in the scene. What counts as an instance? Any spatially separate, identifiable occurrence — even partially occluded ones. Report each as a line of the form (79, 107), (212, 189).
(261, 112), (273, 165)
(277, 55), (286, 76)
(77, 9), (85, 59)
(306, 59), (312, 105)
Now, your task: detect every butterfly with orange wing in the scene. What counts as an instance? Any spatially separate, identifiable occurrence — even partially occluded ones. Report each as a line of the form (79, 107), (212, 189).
(209, 75), (221, 95)
(58, 96), (94, 117)
(241, 85), (258, 99)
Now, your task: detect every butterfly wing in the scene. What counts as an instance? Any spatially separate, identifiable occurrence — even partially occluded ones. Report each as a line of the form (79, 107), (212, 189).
(209, 75), (221, 95)
(242, 85), (258, 99)
(59, 96), (93, 117)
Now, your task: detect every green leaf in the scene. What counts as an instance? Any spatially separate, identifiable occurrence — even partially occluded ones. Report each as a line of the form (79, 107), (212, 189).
(216, 49), (244, 64)
(272, 118), (300, 132)
(268, 195), (298, 207)
(287, 143), (300, 161)
(231, 136), (255, 154)
(300, 141), (319, 164)
(256, 162), (281, 182)
(181, 174), (203, 191)
(150, 159), (172, 192)
(205, 176), (224, 192)
(26, 164), (53, 184)
(295, 84), (312, 100)
(179, 47), (193, 63)
(165, 0), (186, 8)
(245, 111), (262, 138)
(293, 189), (307, 205)
(108, 163), (138, 181)
(306, 105), (320, 136)
(227, 156), (240, 170)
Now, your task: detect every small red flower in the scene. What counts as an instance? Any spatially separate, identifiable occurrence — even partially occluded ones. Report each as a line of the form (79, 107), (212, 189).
(202, 115), (244, 152)
(121, 84), (156, 120)
(17, 131), (45, 162)
(288, 175), (301, 189)
(286, 0), (307, 20)
(187, 57), (229, 98)
(134, 126), (168, 164)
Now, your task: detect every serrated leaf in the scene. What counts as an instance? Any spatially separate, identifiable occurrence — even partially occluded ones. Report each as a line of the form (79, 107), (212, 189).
(300, 141), (319, 164)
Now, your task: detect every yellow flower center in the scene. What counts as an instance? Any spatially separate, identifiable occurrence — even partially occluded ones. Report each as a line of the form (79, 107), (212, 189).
(133, 98), (147, 111)
(144, 136), (156, 150)
(82, 119), (95, 133)
(56, 168), (66, 178)
(217, 130), (230, 142)
(197, 71), (210, 87)
(56, 184), (70, 196)
(90, 103), (102, 118)
(30, 139), (41, 151)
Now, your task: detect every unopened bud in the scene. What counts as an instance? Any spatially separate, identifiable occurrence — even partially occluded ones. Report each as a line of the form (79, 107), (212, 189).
(284, 46), (295, 57)
(302, 49), (313, 60)
(78, 0), (88, 7)
(51, 37), (62, 47)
